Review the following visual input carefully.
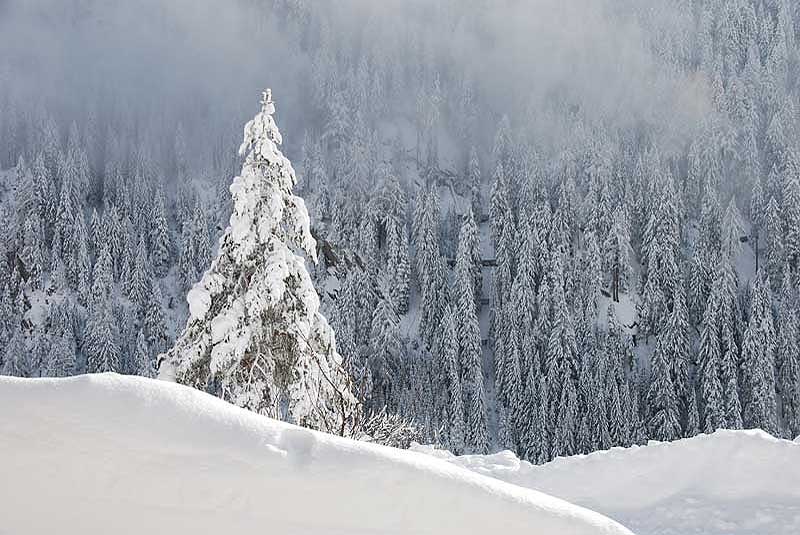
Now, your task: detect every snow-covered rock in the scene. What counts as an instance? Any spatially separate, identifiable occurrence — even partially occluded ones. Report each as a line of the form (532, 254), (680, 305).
(418, 431), (800, 535)
(0, 374), (631, 535)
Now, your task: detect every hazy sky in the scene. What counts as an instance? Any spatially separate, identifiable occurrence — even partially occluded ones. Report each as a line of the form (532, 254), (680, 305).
(0, 0), (712, 158)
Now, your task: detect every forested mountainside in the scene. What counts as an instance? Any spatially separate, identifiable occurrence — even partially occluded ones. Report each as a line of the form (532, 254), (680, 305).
(1, 0), (800, 462)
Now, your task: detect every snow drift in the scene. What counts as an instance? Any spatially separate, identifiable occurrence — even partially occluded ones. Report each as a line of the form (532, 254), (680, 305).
(0, 374), (631, 535)
(417, 431), (800, 535)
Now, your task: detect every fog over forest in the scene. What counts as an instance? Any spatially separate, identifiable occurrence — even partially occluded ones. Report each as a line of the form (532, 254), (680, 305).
(1, 0), (715, 158)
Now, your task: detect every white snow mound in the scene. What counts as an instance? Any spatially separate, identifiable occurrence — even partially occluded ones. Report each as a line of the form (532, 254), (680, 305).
(417, 431), (800, 535)
(0, 374), (632, 535)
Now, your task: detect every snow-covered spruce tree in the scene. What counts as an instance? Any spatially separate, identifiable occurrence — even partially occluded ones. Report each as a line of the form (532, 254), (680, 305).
(132, 328), (156, 378)
(369, 275), (402, 410)
(440, 304), (465, 454)
(647, 328), (681, 441)
(741, 272), (779, 435)
(160, 91), (356, 434)
(602, 206), (633, 302)
(697, 283), (724, 434)
(777, 269), (800, 438)
(458, 208), (483, 306)
(455, 235), (489, 453)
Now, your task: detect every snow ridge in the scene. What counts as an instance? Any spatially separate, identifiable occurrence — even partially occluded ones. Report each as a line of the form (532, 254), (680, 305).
(417, 431), (800, 535)
(0, 374), (632, 535)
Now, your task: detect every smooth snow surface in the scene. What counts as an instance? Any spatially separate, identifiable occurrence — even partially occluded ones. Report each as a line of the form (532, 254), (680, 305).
(0, 374), (631, 535)
(416, 431), (800, 535)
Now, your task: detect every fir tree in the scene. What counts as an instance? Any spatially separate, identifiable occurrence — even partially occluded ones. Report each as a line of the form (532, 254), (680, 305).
(603, 206), (633, 302)
(741, 273), (779, 435)
(782, 172), (800, 268)
(441, 305), (465, 454)
(386, 218), (410, 315)
(131, 329), (156, 378)
(145, 283), (168, 357)
(467, 147), (482, 220)
(369, 276), (401, 409)
(127, 238), (152, 312)
(91, 243), (114, 304)
(456, 241), (488, 453)
(150, 186), (172, 277)
(698, 287), (724, 433)
(161, 91), (356, 433)
(2, 327), (30, 377)
(776, 269), (800, 438)
(647, 331), (682, 441)
(20, 215), (44, 290)
(765, 196), (785, 289)
(457, 209), (483, 306)
(85, 299), (121, 374)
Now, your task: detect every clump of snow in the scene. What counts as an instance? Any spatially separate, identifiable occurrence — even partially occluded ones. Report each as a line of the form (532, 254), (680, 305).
(415, 431), (800, 535)
(0, 374), (632, 535)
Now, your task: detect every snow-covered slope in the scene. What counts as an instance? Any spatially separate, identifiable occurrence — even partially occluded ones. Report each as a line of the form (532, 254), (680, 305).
(0, 374), (631, 535)
(417, 431), (800, 535)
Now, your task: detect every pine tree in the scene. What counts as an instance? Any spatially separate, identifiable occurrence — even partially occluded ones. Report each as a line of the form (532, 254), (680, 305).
(386, 218), (410, 315)
(440, 305), (465, 454)
(91, 243), (114, 304)
(512, 218), (540, 384)
(777, 269), (800, 438)
(720, 333), (743, 430)
(0, 285), (12, 346)
(499, 325), (522, 451)
(85, 299), (121, 374)
(103, 204), (124, 279)
(519, 367), (544, 462)
(553, 358), (579, 457)
(20, 215), (44, 290)
(191, 199), (211, 273)
(647, 331), (682, 441)
(607, 371), (626, 446)
(417, 186), (446, 347)
(145, 283), (168, 357)
(55, 154), (77, 258)
(131, 329), (156, 378)
(72, 215), (92, 305)
(467, 147), (482, 220)
(161, 91), (355, 433)
(456, 239), (488, 453)
(127, 238), (152, 312)
(369, 276), (401, 409)
(603, 206), (633, 302)
(89, 208), (102, 256)
(546, 255), (579, 456)
(741, 273), (779, 435)
(765, 196), (785, 289)
(457, 209), (483, 305)
(664, 284), (694, 433)
(47, 329), (76, 377)
(751, 173), (765, 271)
(150, 185), (172, 277)
(2, 327), (30, 377)
(178, 221), (198, 292)
(489, 162), (508, 244)
(537, 374), (552, 460)
(783, 173), (800, 268)
(721, 196), (745, 259)
(580, 230), (603, 319)
(698, 286), (724, 433)
(27, 331), (49, 377)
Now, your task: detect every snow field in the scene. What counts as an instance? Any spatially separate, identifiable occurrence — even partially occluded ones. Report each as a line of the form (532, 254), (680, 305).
(0, 374), (632, 535)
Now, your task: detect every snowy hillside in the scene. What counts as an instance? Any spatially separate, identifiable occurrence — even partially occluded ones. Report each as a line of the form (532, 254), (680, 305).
(0, 374), (631, 535)
(416, 431), (800, 535)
